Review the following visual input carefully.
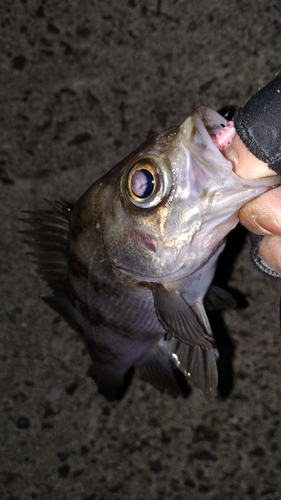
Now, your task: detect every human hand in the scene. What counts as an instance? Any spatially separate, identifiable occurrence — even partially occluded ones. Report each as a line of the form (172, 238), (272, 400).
(238, 187), (281, 274)
(223, 132), (281, 274)
(220, 74), (281, 275)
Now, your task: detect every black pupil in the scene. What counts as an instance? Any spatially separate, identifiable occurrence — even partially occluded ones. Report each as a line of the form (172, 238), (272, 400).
(131, 169), (155, 199)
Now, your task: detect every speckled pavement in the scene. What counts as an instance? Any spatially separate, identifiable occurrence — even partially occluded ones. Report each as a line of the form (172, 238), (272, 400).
(1, 1), (281, 499)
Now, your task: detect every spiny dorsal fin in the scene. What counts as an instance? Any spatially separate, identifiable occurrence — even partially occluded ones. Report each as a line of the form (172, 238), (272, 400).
(152, 284), (213, 349)
(20, 199), (71, 296)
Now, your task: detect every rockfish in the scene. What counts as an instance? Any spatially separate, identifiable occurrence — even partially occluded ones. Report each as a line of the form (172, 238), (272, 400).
(22, 106), (279, 400)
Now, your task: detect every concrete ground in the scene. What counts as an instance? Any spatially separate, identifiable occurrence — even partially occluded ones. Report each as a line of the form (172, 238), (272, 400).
(1, 1), (281, 499)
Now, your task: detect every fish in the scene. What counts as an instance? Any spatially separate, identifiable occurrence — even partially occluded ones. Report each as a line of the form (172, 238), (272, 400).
(21, 106), (280, 400)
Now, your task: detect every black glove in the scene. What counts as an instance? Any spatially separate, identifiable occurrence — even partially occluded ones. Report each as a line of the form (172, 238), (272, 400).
(234, 75), (281, 278)
(234, 74), (281, 174)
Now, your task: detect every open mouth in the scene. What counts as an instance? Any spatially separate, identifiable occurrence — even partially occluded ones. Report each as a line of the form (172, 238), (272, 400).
(210, 120), (235, 151)
(194, 106), (236, 152)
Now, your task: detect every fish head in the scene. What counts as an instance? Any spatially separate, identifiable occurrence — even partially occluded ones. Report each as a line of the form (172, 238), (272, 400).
(72, 107), (279, 284)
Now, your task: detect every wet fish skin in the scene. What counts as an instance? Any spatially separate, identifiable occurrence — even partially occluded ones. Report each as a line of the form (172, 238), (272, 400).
(22, 106), (280, 400)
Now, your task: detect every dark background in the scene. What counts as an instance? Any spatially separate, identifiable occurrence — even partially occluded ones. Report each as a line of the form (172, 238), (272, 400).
(1, 1), (281, 499)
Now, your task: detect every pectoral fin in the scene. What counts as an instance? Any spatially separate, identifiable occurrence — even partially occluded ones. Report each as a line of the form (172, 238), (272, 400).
(152, 284), (213, 349)
(204, 285), (236, 311)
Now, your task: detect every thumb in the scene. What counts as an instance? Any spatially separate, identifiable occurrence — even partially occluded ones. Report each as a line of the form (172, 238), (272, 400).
(238, 186), (281, 236)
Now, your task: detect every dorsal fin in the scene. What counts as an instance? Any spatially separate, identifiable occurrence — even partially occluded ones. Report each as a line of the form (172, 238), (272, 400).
(20, 199), (71, 296)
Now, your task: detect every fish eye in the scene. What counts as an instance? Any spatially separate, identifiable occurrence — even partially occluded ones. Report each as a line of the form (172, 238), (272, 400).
(130, 168), (155, 199)
(123, 156), (172, 208)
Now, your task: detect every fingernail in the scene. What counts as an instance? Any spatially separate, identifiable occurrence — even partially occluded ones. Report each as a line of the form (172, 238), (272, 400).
(255, 213), (281, 236)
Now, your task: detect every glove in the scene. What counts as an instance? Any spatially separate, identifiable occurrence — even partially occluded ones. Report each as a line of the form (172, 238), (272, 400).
(234, 75), (281, 277)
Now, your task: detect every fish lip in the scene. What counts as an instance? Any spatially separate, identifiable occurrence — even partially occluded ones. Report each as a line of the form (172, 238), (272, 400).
(194, 108), (235, 160)
(196, 105), (230, 136)
(180, 107), (234, 185)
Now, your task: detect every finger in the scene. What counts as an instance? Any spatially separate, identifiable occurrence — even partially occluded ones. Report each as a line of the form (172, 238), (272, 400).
(238, 186), (281, 236)
(259, 235), (281, 274)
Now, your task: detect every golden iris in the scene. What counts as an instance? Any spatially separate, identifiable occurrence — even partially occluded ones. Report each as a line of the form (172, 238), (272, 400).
(123, 155), (172, 209)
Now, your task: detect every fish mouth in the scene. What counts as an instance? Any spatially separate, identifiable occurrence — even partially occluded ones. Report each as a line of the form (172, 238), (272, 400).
(196, 107), (274, 180)
(179, 107), (234, 185)
(196, 106), (235, 151)
(210, 120), (235, 151)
